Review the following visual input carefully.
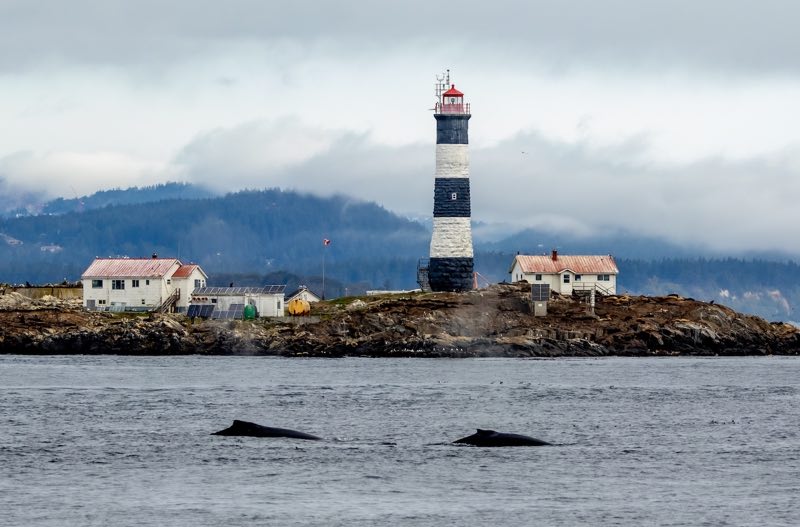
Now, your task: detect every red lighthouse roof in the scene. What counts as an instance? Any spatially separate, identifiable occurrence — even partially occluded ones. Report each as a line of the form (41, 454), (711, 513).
(442, 84), (463, 97)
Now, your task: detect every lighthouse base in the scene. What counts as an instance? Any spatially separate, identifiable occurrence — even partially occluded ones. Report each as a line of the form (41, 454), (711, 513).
(428, 257), (474, 292)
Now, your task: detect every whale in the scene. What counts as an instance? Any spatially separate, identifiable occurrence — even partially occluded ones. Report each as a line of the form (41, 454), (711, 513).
(453, 429), (550, 447)
(212, 420), (322, 440)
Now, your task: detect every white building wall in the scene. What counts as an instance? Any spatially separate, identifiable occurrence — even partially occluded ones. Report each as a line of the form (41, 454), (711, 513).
(137, 277), (168, 307)
(252, 294), (284, 317)
(171, 269), (207, 310)
(198, 293), (285, 317)
(559, 272), (573, 295)
(82, 276), (168, 310)
(510, 262), (525, 283)
(82, 279), (108, 308)
(511, 267), (618, 296)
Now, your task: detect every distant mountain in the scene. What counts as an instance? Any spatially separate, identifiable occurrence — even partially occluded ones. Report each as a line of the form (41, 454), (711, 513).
(484, 226), (800, 262)
(1, 185), (798, 322)
(37, 182), (216, 216)
(485, 227), (706, 260)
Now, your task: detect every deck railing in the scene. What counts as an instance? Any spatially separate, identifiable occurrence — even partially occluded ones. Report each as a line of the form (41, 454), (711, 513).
(435, 102), (471, 115)
(572, 282), (613, 297)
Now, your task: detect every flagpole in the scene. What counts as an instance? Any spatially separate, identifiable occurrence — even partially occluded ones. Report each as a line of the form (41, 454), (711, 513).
(322, 238), (330, 300)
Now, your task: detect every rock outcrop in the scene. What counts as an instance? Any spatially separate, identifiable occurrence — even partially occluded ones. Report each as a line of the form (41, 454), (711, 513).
(1, 284), (798, 356)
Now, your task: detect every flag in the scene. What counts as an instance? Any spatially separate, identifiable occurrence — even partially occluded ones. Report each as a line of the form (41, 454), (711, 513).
(323, 238), (331, 246)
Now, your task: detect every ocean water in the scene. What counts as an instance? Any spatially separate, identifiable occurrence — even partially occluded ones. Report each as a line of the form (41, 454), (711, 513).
(0, 355), (798, 526)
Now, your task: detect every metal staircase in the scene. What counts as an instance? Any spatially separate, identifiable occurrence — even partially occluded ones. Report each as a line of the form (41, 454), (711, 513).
(156, 288), (180, 313)
(572, 283), (613, 298)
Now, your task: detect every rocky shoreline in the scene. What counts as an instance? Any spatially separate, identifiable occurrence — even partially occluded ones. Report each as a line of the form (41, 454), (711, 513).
(1, 284), (798, 357)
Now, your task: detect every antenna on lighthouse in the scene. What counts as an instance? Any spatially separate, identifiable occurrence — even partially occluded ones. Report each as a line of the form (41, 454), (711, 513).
(434, 69), (452, 112)
(435, 71), (447, 100)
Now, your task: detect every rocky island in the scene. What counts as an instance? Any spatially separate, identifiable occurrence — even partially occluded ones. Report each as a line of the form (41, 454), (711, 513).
(1, 284), (798, 356)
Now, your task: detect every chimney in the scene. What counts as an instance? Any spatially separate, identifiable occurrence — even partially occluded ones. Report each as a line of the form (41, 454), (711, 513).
(551, 249), (558, 261)
(152, 253), (158, 259)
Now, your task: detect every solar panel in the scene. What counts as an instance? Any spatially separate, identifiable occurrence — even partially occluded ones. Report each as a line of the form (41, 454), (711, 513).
(531, 284), (550, 302)
(229, 303), (244, 319)
(188, 304), (216, 318)
(194, 285), (286, 296)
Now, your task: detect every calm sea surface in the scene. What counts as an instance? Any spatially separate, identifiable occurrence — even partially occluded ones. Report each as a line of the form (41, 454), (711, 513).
(1, 355), (798, 526)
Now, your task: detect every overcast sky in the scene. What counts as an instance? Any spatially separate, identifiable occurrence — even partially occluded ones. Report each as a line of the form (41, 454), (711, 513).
(2, 1), (800, 254)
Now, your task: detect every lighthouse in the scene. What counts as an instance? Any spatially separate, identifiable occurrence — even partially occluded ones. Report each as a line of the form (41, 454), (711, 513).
(427, 71), (474, 292)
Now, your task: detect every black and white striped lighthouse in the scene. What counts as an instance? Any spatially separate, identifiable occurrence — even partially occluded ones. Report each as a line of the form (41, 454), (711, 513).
(428, 71), (474, 292)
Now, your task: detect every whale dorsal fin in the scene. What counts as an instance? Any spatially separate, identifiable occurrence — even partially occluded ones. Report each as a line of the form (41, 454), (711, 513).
(476, 429), (496, 435)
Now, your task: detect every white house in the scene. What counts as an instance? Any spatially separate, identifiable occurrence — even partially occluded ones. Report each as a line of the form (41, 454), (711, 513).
(508, 250), (619, 296)
(81, 256), (208, 312)
(189, 285), (287, 318)
(285, 285), (321, 304)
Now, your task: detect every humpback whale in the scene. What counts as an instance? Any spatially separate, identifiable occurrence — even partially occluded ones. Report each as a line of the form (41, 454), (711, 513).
(212, 420), (322, 440)
(453, 429), (550, 447)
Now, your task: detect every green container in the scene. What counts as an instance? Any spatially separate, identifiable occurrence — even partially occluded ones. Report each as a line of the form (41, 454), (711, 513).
(243, 304), (256, 320)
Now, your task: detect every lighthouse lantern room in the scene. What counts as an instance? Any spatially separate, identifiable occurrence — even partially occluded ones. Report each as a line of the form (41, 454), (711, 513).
(437, 84), (469, 114)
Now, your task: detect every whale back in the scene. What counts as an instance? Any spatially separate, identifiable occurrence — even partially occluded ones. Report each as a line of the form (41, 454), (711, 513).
(454, 429), (550, 447)
(212, 420), (322, 440)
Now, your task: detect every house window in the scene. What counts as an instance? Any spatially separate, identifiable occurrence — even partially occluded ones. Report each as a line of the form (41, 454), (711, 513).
(598, 274), (610, 281)
(211, 298), (217, 304)
(277, 300), (282, 310)
(91, 279), (103, 288)
(535, 274), (542, 281)
(575, 274), (582, 282)
(132, 279), (140, 288)
(146, 279), (150, 285)
(194, 279), (201, 288)
(98, 299), (106, 305)
(451, 192), (458, 200)
(563, 274), (570, 284)
(166, 279), (171, 285)
(112, 279), (125, 290)
(141, 299), (146, 305)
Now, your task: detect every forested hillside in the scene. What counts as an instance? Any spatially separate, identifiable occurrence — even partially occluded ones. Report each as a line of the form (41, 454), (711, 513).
(1, 187), (798, 321)
(3, 182), (214, 217)
(0, 188), (430, 289)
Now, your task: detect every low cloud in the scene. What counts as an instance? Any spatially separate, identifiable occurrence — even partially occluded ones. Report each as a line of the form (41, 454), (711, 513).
(173, 120), (800, 255)
(3, 115), (800, 256)
(0, 150), (174, 200)
(176, 120), (430, 211)
(472, 132), (800, 253)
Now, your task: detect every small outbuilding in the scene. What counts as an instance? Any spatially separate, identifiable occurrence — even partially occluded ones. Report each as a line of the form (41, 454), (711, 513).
(81, 256), (208, 312)
(189, 285), (287, 318)
(285, 285), (321, 304)
(509, 250), (619, 296)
